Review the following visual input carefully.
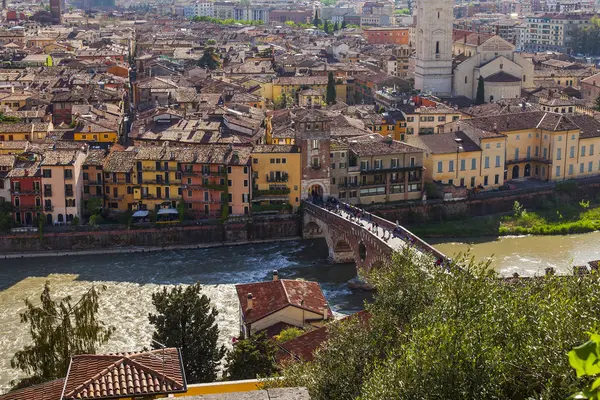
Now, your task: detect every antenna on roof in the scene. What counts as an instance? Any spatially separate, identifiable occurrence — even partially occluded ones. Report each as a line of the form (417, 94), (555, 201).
(151, 339), (166, 391)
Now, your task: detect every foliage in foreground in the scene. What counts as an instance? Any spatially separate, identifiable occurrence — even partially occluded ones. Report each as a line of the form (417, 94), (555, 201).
(148, 283), (225, 384)
(224, 332), (278, 381)
(11, 282), (114, 389)
(569, 332), (600, 399)
(274, 248), (600, 400)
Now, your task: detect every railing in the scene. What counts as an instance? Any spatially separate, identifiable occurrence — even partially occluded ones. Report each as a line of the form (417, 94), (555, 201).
(304, 201), (449, 264)
(43, 190), (52, 197)
(266, 175), (289, 183)
(254, 188), (290, 196)
(65, 190), (74, 197)
(10, 189), (40, 195)
(44, 205), (53, 212)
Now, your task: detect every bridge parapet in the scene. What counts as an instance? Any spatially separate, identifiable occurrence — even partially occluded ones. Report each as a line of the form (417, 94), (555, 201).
(303, 201), (449, 275)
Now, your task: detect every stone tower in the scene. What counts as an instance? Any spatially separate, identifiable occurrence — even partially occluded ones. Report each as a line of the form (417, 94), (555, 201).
(414, 0), (453, 95)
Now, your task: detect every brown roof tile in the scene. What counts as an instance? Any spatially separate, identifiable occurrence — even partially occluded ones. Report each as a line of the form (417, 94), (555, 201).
(0, 378), (65, 400)
(235, 280), (332, 325)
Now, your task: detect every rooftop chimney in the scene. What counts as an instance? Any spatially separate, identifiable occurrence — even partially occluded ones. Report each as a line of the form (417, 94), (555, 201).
(322, 304), (328, 320)
(272, 270), (278, 281)
(246, 293), (253, 311)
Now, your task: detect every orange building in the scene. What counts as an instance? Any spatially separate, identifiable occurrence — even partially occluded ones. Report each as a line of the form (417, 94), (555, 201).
(364, 27), (410, 45)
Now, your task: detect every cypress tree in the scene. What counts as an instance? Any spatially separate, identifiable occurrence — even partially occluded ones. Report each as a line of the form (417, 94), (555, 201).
(475, 76), (485, 105)
(326, 71), (337, 105)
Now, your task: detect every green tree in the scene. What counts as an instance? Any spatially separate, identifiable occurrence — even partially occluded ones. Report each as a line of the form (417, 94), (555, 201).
(198, 47), (221, 70)
(177, 199), (186, 222)
(224, 332), (277, 380)
(333, 21), (339, 31)
(594, 94), (600, 112)
(275, 247), (600, 400)
(10, 283), (114, 389)
(0, 201), (14, 232)
(85, 197), (102, 217)
(475, 75), (485, 105)
(341, 20), (347, 29)
(323, 19), (330, 34)
(275, 327), (304, 343)
(326, 71), (337, 105)
(148, 284), (225, 384)
(0, 113), (20, 123)
(312, 10), (321, 26)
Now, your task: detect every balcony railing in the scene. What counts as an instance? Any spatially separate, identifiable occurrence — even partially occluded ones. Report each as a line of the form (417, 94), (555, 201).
(44, 205), (53, 212)
(266, 175), (289, 183)
(254, 188), (290, 196)
(311, 164), (321, 170)
(65, 190), (74, 197)
(338, 182), (359, 189)
(10, 189), (40, 195)
(43, 190), (52, 197)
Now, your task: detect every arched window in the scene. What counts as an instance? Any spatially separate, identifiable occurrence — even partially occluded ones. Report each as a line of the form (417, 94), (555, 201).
(14, 196), (19, 207)
(435, 41), (440, 54)
(35, 196), (41, 207)
(57, 214), (64, 223)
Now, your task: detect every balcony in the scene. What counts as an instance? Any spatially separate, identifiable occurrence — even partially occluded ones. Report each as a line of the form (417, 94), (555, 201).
(505, 156), (552, 165)
(44, 205), (54, 212)
(15, 205), (39, 211)
(310, 164), (321, 170)
(65, 190), (74, 197)
(338, 182), (359, 189)
(43, 190), (52, 197)
(254, 188), (290, 196)
(266, 174), (289, 183)
(10, 189), (40, 195)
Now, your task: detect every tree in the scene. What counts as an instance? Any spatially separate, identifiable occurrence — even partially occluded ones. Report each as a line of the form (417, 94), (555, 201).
(326, 72), (337, 105)
(323, 19), (330, 34)
(312, 10), (321, 26)
(475, 76), (485, 105)
(0, 201), (14, 232)
(10, 282), (114, 389)
(341, 20), (347, 29)
(274, 247), (600, 399)
(148, 284), (225, 383)
(275, 327), (305, 343)
(85, 197), (102, 217)
(177, 199), (186, 222)
(569, 332), (600, 399)
(224, 332), (277, 380)
(0, 113), (20, 123)
(594, 94), (600, 112)
(198, 47), (221, 70)
(333, 21), (339, 32)
(275, 92), (293, 109)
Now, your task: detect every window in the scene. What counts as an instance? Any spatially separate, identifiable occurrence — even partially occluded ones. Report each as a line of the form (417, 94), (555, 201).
(438, 116), (446, 122)
(282, 158), (286, 164)
(569, 164), (573, 175)
(484, 156), (490, 169)
(374, 159), (382, 169)
(556, 148), (561, 160)
(435, 41), (440, 54)
(460, 159), (466, 171)
(516, 135), (520, 141)
(471, 158), (476, 170)
(484, 176), (488, 186)
(556, 166), (561, 177)
(270, 158), (275, 164)
(253, 158), (258, 164)
(494, 174), (499, 185)
(448, 160), (454, 172)
(589, 161), (593, 172)
(570, 146), (575, 158)
(558, 136), (562, 141)
(581, 146), (586, 157)
(437, 161), (443, 173)
(410, 157), (415, 167)
(42, 169), (52, 178)
(591, 145), (595, 155)
(228, 180), (232, 187)
(496, 143), (501, 148)
(495, 155), (501, 167)
(243, 180), (248, 187)
(470, 177), (476, 187)
(311, 139), (319, 150)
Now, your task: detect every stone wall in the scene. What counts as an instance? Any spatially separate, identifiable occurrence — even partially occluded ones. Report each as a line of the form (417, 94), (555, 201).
(369, 182), (600, 224)
(0, 215), (302, 254)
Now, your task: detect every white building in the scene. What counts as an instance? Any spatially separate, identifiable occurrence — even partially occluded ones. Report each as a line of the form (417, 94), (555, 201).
(414, 0), (454, 95)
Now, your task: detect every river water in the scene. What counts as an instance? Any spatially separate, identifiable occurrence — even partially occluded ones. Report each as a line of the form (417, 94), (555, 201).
(2, 232), (600, 391)
(433, 230), (600, 276)
(0, 239), (369, 392)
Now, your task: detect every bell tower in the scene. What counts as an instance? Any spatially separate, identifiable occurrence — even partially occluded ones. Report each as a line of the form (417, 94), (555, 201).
(414, 0), (453, 95)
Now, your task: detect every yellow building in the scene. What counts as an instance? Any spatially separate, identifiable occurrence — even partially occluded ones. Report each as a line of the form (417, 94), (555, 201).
(73, 119), (119, 143)
(0, 92), (31, 111)
(265, 112), (297, 145)
(133, 146), (183, 211)
(404, 103), (464, 136)
(271, 76), (347, 105)
(102, 150), (137, 212)
(0, 122), (52, 142)
(251, 144), (301, 211)
(411, 130), (505, 190)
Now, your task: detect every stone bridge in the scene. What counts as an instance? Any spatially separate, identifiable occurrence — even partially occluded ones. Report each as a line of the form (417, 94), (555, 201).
(303, 202), (448, 276)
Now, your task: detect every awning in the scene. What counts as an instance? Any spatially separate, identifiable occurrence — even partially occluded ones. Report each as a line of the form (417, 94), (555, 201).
(132, 210), (149, 217)
(157, 208), (179, 215)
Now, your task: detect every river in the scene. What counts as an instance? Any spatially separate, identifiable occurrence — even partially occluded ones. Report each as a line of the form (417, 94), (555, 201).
(433, 230), (600, 276)
(0, 239), (370, 392)
(2, 232), (599, 392)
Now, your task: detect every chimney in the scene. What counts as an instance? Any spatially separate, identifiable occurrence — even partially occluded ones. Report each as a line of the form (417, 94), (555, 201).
(322, 304), (328, 320)
(272, 270), (278, 281)
(246, 293), (253, 310)
(11, 85), (14, 93)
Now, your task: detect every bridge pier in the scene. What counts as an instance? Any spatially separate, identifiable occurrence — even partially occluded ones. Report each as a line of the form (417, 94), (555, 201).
(328, 241), (355, 264)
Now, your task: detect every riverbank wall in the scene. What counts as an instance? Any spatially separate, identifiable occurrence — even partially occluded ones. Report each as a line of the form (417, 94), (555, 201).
(368, 180), (600, 224)
(0, 215), (302, 255)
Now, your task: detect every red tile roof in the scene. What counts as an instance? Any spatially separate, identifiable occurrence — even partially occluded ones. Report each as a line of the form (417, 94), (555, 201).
(0, 378), (65, 400)
(277, 311), (371, 363)
(62, 348), (186, 399)
(235, 279), (332, 325)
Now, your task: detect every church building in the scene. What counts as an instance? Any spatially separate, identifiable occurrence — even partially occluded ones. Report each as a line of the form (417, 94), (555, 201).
(414, 0), (534, 102)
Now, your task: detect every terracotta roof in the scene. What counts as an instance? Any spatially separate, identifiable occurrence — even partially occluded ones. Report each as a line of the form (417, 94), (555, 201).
(40, 150), (79, 166)
(452, 29), (495, 46)
(414, 130), (481, 154)
(348, 134), (423, 156)
(235, 279), (332, 325)
(569, 115), (600, 139)
(62, 349), (186, 400)
(484, 71), (521, 83)
(0, 378), (65, 400)
(102, 150), (136, 173)
(84, 149), (107, 166)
